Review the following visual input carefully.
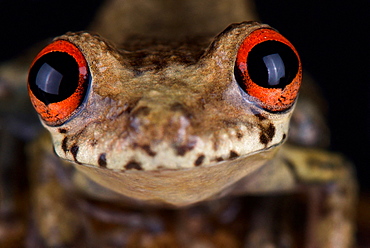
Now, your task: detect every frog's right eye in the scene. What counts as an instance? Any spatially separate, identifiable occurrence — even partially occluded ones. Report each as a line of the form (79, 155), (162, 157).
(28, 40), (89, 126)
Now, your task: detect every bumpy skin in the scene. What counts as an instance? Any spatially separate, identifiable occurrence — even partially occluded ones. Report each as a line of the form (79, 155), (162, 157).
(44, 22), (294, 206)
(28, 22), (356, 248)
(0, 0), (357, 247)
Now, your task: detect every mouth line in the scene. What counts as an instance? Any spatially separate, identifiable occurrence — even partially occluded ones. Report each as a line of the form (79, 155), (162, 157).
(208, 139), (283, 165)
(71, 134), (286, 171)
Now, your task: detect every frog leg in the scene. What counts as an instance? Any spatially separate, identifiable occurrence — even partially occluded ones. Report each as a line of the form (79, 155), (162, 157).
(234, 144), (357, 248)
(279, 145), (357, 248)
(27, 132), (85, 247)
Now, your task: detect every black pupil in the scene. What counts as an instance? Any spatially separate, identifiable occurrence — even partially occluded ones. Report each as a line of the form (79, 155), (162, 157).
(29, 52), (79, 104)
(245, 40), (298, 88)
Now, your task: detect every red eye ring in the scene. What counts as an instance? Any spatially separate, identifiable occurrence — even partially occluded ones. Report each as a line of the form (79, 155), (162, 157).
(235, 28), (302, 112)
(28, 40), (89, 126)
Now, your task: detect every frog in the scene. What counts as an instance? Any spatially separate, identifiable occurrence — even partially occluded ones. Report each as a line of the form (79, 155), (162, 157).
(0, 0), (357, 247)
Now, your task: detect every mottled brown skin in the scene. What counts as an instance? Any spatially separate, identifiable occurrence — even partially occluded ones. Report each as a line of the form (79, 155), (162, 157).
(0, 0), (357, 247)
(45, 22), (294, 207)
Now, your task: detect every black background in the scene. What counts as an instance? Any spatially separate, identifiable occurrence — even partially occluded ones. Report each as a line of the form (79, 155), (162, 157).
(0, 0), (369, 189)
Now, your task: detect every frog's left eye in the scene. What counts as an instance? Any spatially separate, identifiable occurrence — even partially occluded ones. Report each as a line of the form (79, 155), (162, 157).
(28, 40), (89, 126)
(235, 28), (302, 112)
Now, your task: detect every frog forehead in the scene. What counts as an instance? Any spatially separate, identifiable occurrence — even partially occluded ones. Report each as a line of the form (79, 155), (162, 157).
(44, 22), (294, 171)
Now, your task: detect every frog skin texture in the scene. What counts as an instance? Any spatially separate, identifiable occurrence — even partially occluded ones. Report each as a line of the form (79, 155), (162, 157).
(0, 0), (357, 247)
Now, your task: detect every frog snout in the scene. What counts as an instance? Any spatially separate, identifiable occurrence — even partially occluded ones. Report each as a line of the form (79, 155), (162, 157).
(128, 100), (194, 144)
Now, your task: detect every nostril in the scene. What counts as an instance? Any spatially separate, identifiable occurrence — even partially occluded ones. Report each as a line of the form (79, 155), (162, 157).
(170, 102), (185, 111)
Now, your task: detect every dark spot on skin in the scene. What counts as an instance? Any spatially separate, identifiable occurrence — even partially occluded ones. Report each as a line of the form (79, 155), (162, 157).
(125, 161), (143, 170)
(194, 154), (205, 166)
(133, 143), (156, 156)
(70, 145), (81, 164)
(176, 146), (191, 156)
(236, 131), (243, 139)
(98, 153), (107, 168)
(141, 144), (156, 157)
(175, 140), (197, 156)
(267, 124), (276, 138)
(62, 137), (68, 152)
(229, 151), (239, 160)
(216, 157), (224, 162)
(132, 106), (151, 117)
(58, 128), (67, 134)
(91, 139), (98, 147)
(255, 113), (267, 121)
(259, 123), (276, 145)
(251, 108), (266, 121)
(211, 157), (225, 162)
(259, 135), (269, 145)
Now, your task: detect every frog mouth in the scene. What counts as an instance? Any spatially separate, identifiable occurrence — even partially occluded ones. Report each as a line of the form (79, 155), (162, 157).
(74, 142), (281, 207)
(208, 138), (285, 166)
(117, 134), (284, 172)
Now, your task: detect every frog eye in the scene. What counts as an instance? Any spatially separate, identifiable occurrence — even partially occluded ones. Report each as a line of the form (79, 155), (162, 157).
(235, 28), (302, 112)
(28, 40), (89, 126)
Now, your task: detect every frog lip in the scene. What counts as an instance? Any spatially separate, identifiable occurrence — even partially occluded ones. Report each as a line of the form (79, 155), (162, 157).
(77, 138), (282, 171)
(95, 136), (284, 172)
(74, 126), (285, 171)
(207, 138), (284, 165)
